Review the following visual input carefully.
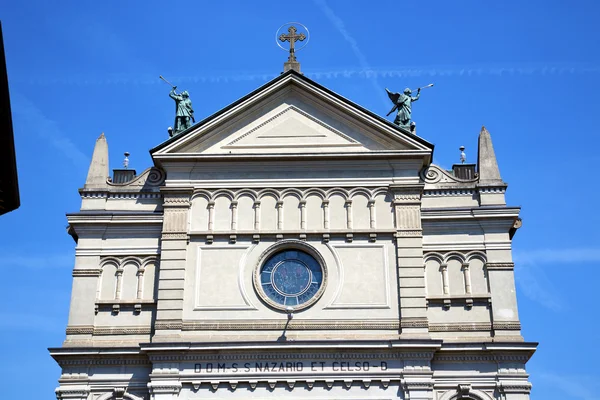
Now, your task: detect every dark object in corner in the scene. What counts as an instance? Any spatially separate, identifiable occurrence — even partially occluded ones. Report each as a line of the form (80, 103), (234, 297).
(0, 22), (19, 216)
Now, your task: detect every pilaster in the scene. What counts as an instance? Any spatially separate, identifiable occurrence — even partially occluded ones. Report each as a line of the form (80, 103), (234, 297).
(154, 189), (192, 340)
(390, 184), (429, 338)
(486, 261), (522, 339)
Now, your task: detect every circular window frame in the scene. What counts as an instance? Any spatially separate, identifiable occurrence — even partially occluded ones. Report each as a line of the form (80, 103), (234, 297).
(253, 240), (328, 312)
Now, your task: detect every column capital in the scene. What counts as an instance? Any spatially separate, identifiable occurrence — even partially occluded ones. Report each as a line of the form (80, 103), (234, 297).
(55, 386), (90, 400)
(148, 381), (182, 396)
(162, 189), (192, 208)
(389, 184), (425, 203)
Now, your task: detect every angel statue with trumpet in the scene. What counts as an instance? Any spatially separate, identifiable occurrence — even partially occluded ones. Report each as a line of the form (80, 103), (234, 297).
(385, 84), (433, 131)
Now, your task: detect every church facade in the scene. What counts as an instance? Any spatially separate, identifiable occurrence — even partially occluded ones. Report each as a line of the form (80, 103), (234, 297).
(51, 69), (535, 400)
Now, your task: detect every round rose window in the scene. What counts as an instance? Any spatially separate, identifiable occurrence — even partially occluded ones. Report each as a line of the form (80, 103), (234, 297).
(257, 249), (324, 310)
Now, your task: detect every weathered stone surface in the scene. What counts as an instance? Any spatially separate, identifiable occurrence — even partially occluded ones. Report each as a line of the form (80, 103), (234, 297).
(53, 70), (534, 400)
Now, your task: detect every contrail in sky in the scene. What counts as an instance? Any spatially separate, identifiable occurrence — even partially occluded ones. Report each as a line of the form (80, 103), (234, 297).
(14, 63), (600, 87)
(312, 0), (389, 108)
(11, 94), (89, 167)
(513, 247), (600, 312)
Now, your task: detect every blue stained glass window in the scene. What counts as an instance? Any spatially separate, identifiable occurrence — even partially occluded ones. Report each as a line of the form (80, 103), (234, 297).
(259, 250), (323, 308)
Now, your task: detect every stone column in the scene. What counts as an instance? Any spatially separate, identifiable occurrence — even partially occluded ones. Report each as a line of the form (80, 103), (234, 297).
(253, 201), (261, 230)
(154, 190), (191, 340)
(345, 199), (353, 229)
(322, 199), (330, 229)
(368, 199), (376, 229)
(230, 200), (238, 231)
(299, 200), (307, 230)
(390, 184), (429, 338)
(115, 267), (124, 300)
(136, 267), (145, 299)
(276, 200), (284, 230)
(440, 263), (449, 295)
(462, 262), (472, 294)
(207, 201), (215, 231)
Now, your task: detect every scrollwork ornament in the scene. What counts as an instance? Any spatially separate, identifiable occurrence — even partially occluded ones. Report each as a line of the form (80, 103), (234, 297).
(146, 167), (166, 186)
(423, 166), (442, 184)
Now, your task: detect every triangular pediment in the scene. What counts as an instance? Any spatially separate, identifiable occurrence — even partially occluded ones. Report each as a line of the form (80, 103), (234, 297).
(221, 104), (362, 152)
(152, 71), (433, 158)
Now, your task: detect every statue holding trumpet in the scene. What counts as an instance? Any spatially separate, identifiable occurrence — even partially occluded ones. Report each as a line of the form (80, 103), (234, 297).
(386, 83), (433, 131)
(160, 75), (195, 136)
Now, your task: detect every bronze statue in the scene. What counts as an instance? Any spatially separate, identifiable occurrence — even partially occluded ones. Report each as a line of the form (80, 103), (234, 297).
(160, 75), (195, 136)
(169, 87), (195, 135)
(386, 84), (433, 131)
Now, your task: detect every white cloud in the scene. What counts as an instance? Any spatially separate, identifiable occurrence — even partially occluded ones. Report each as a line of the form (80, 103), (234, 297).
(514, 248), (600, 266)
(538, 372), (600, 400)
(513, 247), (600, 312)
(0, 253), (73, 269)
(11, 94), (89, 168)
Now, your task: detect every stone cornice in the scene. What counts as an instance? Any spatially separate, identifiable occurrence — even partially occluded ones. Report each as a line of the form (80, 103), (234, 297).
(49, 347), (149, 367)
(67, 212), (163, 225)
(154, 151), (432, 164)
(49, 340), (536, 366)
(147, 351), (436, 363)
(140, 339), (443, 353)
(421, 207), (521, 220)
(80, 192), (162, 200)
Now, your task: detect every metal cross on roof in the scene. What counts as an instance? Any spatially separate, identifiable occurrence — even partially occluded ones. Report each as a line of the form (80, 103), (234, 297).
(279, 26), (306, 63)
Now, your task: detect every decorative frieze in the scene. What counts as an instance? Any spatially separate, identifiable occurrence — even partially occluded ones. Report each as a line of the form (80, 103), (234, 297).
(154, 319), (184, 330)
(394, 229), (423, 237)
(162, 208), (188, 233)
(162, 193), (191, 207)
(400, 318), (429, 329)
(147, 351), (434, 362)
(65, 325), (94, 335)
(485, 262), (515, 270)
(394, 205), (422, 231)
(429, 323), (491, 332)
(423, 189), (476, 197)
(493, 321), (522, 330)
(185, 379), (394, 392)
(162, 232), (188, 240)
(174, 319), (400, 331)
(72, 269), (101, 277)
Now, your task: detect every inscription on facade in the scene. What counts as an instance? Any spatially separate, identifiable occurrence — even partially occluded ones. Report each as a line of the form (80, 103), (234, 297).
(194, 360), (388, 374)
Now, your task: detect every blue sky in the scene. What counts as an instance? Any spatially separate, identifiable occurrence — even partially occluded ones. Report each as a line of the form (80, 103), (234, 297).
(1, 0), (599, 398)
